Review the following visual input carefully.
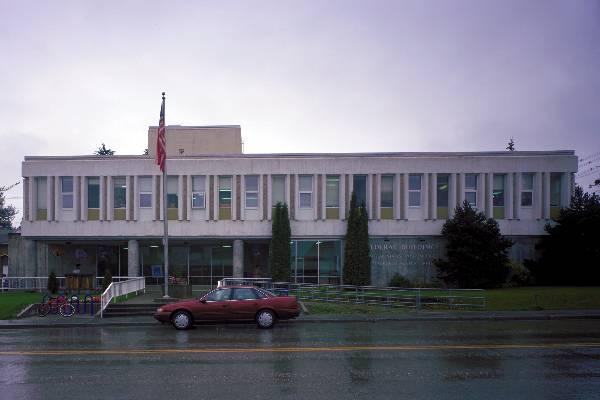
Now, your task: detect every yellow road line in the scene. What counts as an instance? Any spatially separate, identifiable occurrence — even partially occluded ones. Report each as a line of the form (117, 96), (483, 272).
(1, 342), (600, 357)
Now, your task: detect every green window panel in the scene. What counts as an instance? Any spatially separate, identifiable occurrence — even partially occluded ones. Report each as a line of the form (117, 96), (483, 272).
(219, 207), (231, 220)
(493, 206), (505, 220)
(167, 208), (178, 220)
(36, 209), (47, 221)
(88, 209), (99, 221)
(326, 208), (339, 219)
(113, 209), (126, 220)
(437, 207), (449, 219)
(380, 207), (393, 219)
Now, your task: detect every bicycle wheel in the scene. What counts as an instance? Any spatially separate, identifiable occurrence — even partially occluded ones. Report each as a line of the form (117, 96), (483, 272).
(59, 303), (75, 317)
(37, 303), (50, 317)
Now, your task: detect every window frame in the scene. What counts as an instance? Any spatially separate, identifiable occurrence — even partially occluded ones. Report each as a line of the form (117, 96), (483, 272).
(244, 175), (259, 209)
(464, 173), (478, 207)
(113, 176), (127, 209)
(61, 176), (74, 209)
(521, 173), (534, 207)
(139, 176), (152, 209)
(326, 175), (340, 208)
(191, 175), (206, 209)
(408, 174), (422, 208)
(380, 174), (394, 208)
(298, 175), (313, 209)
(87, 177), (99, 209)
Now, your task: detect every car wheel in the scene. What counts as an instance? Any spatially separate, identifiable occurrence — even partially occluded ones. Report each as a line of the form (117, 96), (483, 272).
(172, 311), (193, 330)
(256, 309), (276, 329)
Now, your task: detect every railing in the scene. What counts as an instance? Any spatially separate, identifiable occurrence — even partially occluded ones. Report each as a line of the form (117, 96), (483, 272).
(0, 276), (135, 292)
(100, 277), (146, 318)
(273, 283), (486, 311)
(218, 277), (273, 288)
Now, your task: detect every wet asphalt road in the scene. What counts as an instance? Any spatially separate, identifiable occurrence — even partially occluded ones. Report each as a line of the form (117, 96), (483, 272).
(1, 319), (600, 400)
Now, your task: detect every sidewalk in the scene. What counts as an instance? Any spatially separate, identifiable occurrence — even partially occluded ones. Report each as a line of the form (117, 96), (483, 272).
(2, 309), (600, 329)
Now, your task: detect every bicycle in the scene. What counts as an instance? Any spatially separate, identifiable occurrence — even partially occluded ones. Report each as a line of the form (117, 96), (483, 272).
(37, 295), (76, 317)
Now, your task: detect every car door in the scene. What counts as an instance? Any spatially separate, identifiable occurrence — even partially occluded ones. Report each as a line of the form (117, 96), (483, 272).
(229, 288), (261, 321)
(195, 288), (233, 321)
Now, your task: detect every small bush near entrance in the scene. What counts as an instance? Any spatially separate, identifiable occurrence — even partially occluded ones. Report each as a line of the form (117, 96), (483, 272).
(388, 273), (411, 288)
(47, 271), (58, 294)
(102, 269), (112, 291)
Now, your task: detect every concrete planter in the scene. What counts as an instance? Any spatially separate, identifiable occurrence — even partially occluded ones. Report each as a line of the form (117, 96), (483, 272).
(160, 284), (193, 299)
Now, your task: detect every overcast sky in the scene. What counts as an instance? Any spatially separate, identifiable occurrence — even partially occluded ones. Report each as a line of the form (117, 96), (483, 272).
(1, 0), (599, 221)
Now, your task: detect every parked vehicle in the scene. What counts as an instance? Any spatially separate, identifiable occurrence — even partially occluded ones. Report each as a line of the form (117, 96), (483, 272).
(154, 285), (300, 330)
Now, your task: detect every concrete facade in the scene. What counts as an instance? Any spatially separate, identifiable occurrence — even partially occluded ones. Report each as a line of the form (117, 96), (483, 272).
(10, 126), (578, 286)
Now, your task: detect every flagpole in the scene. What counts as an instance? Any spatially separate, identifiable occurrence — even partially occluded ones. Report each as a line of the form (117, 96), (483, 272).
(162, 92), (169, 298)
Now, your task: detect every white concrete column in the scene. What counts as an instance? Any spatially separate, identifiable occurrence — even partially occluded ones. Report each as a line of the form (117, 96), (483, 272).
(321, 174), (327, 221)
(99, 176), (106, 221)
(258, 175), (264, 221)
(205, 175), (210, 221)
(233, 239), (244, 278)
(125, 176), (132, 221)
(543, 172), (551, 219)
(178, 175), (184, 221)
(241, 175), (246, 221)
(449, 173), (457, 218)
(231, 175), (237, 222)
(340, 174), (347, 220)
(393, 173), (401, 220)
(458, 173), (465, 205)
(45, 176), (52, 221)
(53, 176), (60, 221)
(422, 173), (429, 219)
(374, 174), (381, 220)
(431, 173), (438, 220)
(486, 173), (494, 218)
(28, 177), (35, 222)
(159, 175), (165, 220)
(561, 172), (571, 207)
(80, 176), (87, 222)
(213, 175), (219, 221)
(294, 174), (299, 220)
(402, 173), (408, 220)
(506, 173), (514, 220)
(133, 175), (140, 221)
(514, 173), (521, 220)
(186, 175), (192, 221)
(267, 174), (272, 221)
(152, 175), (158, 221)
(107, 176), (113, 221)
(535, 172), (543, 219)
(127, 239), (140, 277)
(312, 174), (318, 220)
(479, 173), (486, 214)
(367, 174), (373, 219)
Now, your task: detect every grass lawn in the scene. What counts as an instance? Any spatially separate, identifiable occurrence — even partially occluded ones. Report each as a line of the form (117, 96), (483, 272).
(0, 292), (43, 319)
(485, 287), (600, 311)
(304, 301), (410, 315)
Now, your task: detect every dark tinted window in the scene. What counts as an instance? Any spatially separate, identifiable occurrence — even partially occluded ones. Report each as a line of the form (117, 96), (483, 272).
(204, 288), (232, 302)
(233, 288), (259, 300)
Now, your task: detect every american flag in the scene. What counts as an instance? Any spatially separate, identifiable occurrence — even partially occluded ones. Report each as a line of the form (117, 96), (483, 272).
(156, 93), (166, 172)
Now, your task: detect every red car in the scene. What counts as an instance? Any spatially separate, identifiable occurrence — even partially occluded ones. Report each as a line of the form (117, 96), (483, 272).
(154, 285), (300, 330)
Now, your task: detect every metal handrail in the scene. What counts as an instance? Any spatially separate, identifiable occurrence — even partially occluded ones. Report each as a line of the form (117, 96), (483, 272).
(0, 276), (134, 292)
(100, 277), (146, 318)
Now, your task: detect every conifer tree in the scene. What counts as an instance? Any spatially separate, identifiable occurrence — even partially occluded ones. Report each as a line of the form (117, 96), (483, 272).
(269, 202), (291, 282)
(343, 193), (371, 285)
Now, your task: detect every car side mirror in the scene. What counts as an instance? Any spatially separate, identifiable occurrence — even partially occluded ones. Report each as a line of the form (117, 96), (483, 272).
(200, 300), (207, 304)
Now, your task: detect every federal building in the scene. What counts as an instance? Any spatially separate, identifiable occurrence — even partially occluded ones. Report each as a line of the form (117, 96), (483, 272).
(8, 126), (578, 287)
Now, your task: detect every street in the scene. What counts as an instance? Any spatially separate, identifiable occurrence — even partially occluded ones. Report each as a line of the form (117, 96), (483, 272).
(1, 319), (600, 399)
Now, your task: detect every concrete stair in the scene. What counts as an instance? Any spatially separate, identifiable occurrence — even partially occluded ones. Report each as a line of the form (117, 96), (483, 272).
(102, 303), (167, 318)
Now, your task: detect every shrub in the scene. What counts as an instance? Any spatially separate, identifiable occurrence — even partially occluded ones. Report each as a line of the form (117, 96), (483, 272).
(504, 261), (532, 287)
(388, 273), (411, 288)
(102, 269), (113, 292)
(47, 271), (58, 294)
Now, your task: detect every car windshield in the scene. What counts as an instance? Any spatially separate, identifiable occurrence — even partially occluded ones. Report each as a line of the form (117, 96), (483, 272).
(202, 288), (232, 302)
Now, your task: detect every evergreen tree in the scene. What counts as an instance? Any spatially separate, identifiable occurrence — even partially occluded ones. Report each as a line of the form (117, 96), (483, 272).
(269, 202), (291, 282)
(531, 186), (600, 285)
(94, 143), (115, 155)
(506, 138), (515, 151)
(0, 188), (17, 229)
(435, 201), (512, 288)
(343, 193), (371, 285)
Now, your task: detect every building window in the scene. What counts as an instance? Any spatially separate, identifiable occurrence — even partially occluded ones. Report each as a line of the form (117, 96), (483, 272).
(437, 174), (449, 219)
(36, 177), (47, 220)
(465, 174), (478, 207)
(550, 173), (562, 207)
(191, 175), (206, 209)
(272, 175), (286, 206)
(299, 175), (313, 208)
(61, 176), (73, 209)
(408, 174), (421, 207)
(113, 177), (126, 209)
(245, 175), (259, 209)
(493, 174), (505, 207)
(380, 175), (393, 219)
(521, 173), (534, 207)
(219, 176), (232, 219)
(167, 176), (178, 208)
(87, 177), (99, 208)
(326, 175), (340, 219)
(352, 175), (367, 207)
(139, 176), (152, 208)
